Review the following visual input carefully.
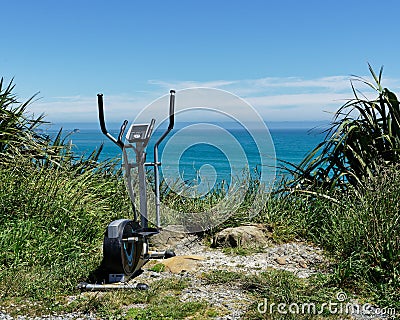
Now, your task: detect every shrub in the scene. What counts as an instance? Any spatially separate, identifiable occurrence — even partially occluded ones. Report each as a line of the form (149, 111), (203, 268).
(285, 65), (400, 191)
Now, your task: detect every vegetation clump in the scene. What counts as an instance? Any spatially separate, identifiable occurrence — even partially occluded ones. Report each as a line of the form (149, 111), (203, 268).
(285, 65), (400, 191)
(0, 78), (130, 313)
(274, 66), (400, 308)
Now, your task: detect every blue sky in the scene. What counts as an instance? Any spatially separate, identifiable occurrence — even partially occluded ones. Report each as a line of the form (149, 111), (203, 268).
(2, 0), (400, 123)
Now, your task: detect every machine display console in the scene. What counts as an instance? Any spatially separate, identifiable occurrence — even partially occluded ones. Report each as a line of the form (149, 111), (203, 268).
(126, 122), (154, 143)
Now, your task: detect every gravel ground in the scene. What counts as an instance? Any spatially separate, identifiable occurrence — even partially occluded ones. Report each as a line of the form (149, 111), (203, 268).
(1, 235), (396, 319)
(0, 313), (97, 320)
(173, 235), (325, 277)
(142, 235), (395, 320)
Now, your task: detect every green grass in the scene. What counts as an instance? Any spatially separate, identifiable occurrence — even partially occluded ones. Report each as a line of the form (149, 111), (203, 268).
(0, 156), (130, 307)
(125, 295), (213, 320)
(65, 278), (201, 319)
(148, 263), (166, 272)
(284, 167), (400, 308)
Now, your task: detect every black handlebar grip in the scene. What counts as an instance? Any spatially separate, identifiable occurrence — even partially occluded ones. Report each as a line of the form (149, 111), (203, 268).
(97, 94), (108, 135)
(168, 90), (175, 130)
(97, 93), (124, 149)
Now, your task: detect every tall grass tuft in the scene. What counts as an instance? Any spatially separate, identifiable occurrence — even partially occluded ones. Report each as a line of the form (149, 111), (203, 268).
(0, 77), (47, 162)
(284, 65), (400, 191)
(267, 66), (400, 305)
(0, 155), (130, 300)
(0, 78), (131, 303)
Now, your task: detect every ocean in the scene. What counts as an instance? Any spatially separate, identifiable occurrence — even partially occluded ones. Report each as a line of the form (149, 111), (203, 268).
(50, 121), (327, 188)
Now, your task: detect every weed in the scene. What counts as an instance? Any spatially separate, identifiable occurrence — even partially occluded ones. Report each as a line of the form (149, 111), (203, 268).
(201, 270), (245, 284)
(148, 263), (165, 273)
(125, 295), (211, 320)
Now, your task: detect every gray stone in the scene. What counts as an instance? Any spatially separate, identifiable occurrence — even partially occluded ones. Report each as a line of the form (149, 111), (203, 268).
(211, 225), (272, 249)
(276, 256), (287, 265)
(149, 224), (191, 250)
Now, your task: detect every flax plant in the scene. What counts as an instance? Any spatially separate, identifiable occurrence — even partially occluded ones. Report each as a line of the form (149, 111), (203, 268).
(284, 65), (400, 191)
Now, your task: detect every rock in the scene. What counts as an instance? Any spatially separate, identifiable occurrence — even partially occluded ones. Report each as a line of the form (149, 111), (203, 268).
(212, 225), (271, 249)
(299, 260), (308, 268)
(162, 255), (206, 273)
(276, 257), (287, 265)
(150, 225), (191, 250)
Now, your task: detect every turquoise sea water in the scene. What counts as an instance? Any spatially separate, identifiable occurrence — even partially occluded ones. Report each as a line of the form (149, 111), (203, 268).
(51, 122), (326, 186)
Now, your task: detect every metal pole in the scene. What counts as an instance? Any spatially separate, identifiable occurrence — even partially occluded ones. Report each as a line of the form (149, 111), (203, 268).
(154, 149), (160, 227)
(137, 148), (148, 228)
(97, 94), (128, 150)
(154, 90), (175, 228)
(122, 148), (137, 222)
(77, 282), (149, 291)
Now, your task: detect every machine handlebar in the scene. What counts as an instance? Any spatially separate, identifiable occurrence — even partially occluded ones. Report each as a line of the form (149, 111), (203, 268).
(168, 90), (175, 131)
(97, 90), (175, 151)
(97, 94), (127, 150)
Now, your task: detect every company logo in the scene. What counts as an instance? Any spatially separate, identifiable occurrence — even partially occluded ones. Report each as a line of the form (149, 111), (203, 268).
(127, 87), (276, 232)
(257, 292), (397, 317)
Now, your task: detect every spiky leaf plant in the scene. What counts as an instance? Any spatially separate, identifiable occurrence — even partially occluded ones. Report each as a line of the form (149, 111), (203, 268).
(284, 65), (400, 191)
(0, 77), (49, 162)
(0, 77), (108, 171)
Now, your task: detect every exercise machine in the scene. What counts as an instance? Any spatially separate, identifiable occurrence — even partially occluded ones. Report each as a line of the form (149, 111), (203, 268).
(78, 90), (176, 290)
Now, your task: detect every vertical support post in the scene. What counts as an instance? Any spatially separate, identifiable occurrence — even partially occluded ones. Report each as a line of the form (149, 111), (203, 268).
(154, 148), (160, 228)
(137, 150), (148, 228)
(122, 148), (137, 222)
(154, 90), (175, 228)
